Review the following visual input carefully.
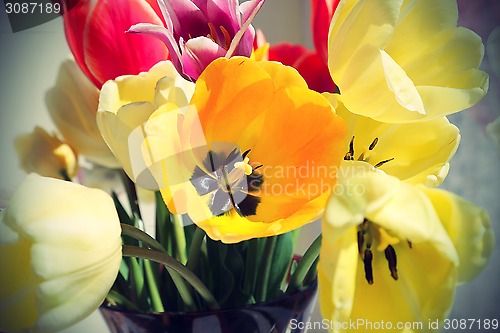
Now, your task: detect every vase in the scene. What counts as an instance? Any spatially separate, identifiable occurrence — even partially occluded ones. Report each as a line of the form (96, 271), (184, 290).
(100, 278), (318, 333)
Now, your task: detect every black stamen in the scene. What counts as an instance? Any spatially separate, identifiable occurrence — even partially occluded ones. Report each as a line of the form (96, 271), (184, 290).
(357, 230), (364, 254)
(384, 245), (398, 281)
(363, 248), (374, 285)
(344, 136), (355, 160)
(407, 240), (413, 249)
(242, 149), (252, 159)
(374, 158), (394, 168)
(369, 138), (378, 150)
(253, 164), (263, 171)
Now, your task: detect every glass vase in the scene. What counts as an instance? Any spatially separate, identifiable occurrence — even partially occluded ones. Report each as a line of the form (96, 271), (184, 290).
(100, 279), (317, 333)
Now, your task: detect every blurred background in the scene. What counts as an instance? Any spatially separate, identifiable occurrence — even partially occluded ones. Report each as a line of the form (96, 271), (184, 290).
(0, 1), (499, 332)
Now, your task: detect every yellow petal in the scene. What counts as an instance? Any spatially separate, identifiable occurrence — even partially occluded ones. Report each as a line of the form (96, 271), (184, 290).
(330, 95), (460, 185)
(329, 0), (489, 123)
(0, 174), (121, 333)
(14, 126), (78, 179)
(46, 60), (118, 168)
(422, 187), (494, 283)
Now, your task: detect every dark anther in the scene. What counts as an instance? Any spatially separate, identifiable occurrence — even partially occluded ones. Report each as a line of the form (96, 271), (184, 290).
(344, 136), (355, 160)
(407, 240), (413, 249)
(374, 157), (395, 168)
(242, 149), (252, 159)
(363, 248), (374, 285)
(357, 230), (364, 254)
(253, 164), (263, 171)
(369, 138), (378, 150)
(384, 245), (398, 281)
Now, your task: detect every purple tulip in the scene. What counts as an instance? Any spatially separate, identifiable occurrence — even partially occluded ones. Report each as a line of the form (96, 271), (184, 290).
(128, 0), (265, 80)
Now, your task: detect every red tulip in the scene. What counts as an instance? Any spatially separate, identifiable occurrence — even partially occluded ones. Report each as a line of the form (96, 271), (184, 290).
(311, 0), (340, 63)
(62, 0), (169, 88)
(267, 0), (340, 93)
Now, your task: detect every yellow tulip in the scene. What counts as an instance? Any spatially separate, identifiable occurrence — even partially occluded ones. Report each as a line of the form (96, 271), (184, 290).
(328, 0), (489, 123)
(318, 161), (493, 332)
(96, 60), (195, 188)
(0, 174), (122, 333)
(15, 126), (78, 180)
(140, 57), (348, 243)
(46, 60), (118, 168)
(328, 95), (460, 187)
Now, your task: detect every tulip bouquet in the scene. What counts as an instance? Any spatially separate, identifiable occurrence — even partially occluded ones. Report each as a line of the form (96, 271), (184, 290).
(0, 0), (495, 332)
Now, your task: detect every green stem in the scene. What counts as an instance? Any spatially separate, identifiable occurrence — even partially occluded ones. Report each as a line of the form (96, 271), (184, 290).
(243, 239), (259, 296)
(122, 245), (219, 310)
(186, 227), (206, 272)
(255, 236), (277, 302)
(120, 170), (142, 220)
(171, 214), (188, 264)
(286, 234), (322, 294)
(143, 260), (164, 312)
(106, 290), (140, 311)
(121, 224), (167, 253)
(121, 224), (196, 311)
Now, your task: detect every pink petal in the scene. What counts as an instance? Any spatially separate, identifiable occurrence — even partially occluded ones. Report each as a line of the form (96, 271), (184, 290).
(181, 37), (226, 80)
(311, 0), (340, 63)
(240, 0), (265, 24)
(145, 0), (167, 26)
(128, 23), (183, 75)
(158, 0), (208, 40)
(207, 0), (239, 33)
(61, 0), (100, 87)
(83, 0), (168, 87)
(225, 0), (263, 58)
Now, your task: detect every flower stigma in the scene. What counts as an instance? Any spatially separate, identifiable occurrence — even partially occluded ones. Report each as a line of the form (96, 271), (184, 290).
(190, 146), (264, 217)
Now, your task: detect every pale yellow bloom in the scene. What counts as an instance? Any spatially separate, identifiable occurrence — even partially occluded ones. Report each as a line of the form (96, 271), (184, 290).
(46, 60), (118, 167)
(97, 60), (195, 189)
(15, 126), (78, 179)
(0, 174), (122, 333)
(318, 162), (493, 332)
(329, 96), (460, 186)
(328, 0), (489, 123)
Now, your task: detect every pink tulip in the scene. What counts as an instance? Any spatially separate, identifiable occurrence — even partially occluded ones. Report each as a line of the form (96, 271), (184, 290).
(62, 0), (169, 88)
(128, 0), (265, 80)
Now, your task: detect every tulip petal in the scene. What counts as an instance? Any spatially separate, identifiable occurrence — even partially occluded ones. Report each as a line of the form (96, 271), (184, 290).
(311, 0), (340, 63)
(83, 0), (168, 86)
(181, 37), (227, 80)
(62, 0), (100, 87)
(423, 188), (494, 284)
(128, 23), (183, 74)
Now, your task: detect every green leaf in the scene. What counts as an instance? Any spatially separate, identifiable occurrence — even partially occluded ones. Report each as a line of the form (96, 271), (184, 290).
(267, 232), (294, 299)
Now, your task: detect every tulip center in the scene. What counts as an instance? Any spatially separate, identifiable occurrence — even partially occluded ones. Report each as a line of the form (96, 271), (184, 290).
(344, 136), (394, 168)
(357, 219), (412, 285)
(190, 147), (263, 217)
(207, 22), (232, 50)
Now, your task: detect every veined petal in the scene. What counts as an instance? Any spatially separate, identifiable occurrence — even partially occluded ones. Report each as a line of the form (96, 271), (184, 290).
(181, 37), (227, 80)
(422, 188), (494, 284)
(328, 0), (489, 122)
(311, 0), (340, 63)
(128, 23), (183, 74)
(61, 0), (100, 87)
(83, 0), (168, 86)
(330, 96), (460, 185)
(320, 163), (460, 331)
(328, 0), (402, 82)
